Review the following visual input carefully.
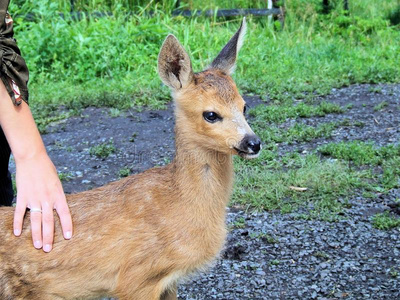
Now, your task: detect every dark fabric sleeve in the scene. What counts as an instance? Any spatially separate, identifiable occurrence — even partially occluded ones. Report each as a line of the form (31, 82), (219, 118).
(0, 0), (29, 105)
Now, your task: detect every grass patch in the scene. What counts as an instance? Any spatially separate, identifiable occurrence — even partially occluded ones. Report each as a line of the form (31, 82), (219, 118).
(372, 212), (400, 230)
(249, 102), (344, 124)
(232, 154), (365, 220)
(253, 122), (338, 145)
(319, 141), (400, 166)
(319, 141), (400, 192)
(381, 157), (400, 189)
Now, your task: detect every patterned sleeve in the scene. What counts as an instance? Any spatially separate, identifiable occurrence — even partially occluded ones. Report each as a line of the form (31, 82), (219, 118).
(0, 0), (29, 105)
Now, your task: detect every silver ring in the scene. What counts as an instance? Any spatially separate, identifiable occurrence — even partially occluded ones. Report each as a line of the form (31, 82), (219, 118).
(30, 208), (42, 213)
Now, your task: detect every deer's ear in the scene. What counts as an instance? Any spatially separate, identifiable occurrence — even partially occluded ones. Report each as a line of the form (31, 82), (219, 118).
(210, 18), (247, 75)
(158, 35), (194, 90)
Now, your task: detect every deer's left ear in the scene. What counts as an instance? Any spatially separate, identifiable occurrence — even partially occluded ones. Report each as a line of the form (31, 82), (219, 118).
(210, 18), (247, 75)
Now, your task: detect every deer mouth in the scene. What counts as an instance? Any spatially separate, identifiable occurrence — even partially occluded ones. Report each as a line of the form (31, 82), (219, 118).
(234, 147), (261, 160)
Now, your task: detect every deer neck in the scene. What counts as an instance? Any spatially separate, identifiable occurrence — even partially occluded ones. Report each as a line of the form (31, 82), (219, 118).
(172, 121), (234, 213)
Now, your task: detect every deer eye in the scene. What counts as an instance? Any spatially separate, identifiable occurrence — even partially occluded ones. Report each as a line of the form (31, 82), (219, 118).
(203, 111), (222, 123)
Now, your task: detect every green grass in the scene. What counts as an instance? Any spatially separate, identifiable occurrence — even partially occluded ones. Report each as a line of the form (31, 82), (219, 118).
(372, 212), (400, 230)
(232, 154), (365, 221)
(249, 101), (344, 124)
(232, 137), (400, 221)
(318, 141), (400, 166)
(251, 121), (338, 145)
(318, 141), (400, 192)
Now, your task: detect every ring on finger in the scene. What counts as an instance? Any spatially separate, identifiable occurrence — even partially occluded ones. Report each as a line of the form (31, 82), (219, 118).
(30, 208), (42, 213)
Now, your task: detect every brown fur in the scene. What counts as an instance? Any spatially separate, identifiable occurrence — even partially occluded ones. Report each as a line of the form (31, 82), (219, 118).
(0, 19), (258, 299)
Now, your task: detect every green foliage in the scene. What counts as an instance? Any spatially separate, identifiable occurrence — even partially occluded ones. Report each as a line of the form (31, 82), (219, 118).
(372, 212), (400, 230)
(4, 0), (399, 117)
(89, 140), (116, 158)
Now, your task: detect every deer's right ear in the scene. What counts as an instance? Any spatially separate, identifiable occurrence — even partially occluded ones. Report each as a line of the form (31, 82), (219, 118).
(158, 35), (194, 90)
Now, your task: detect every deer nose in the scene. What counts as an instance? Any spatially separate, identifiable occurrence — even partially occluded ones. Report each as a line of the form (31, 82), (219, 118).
(242, 135), (261, 154)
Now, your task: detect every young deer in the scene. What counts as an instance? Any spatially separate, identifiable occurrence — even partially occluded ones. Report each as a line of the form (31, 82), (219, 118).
(0, 18), (261, 299)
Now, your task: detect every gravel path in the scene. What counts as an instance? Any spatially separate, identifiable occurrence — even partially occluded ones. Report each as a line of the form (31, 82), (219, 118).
(9, 83), (400, 299)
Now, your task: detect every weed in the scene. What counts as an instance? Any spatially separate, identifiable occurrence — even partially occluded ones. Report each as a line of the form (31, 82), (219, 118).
(233, 217), (246, 229)
(58, 172), (74, 182)
(89, 140), (116, 159)
(354, 121), (365, 128)
(270, 259), (280, 266)
(313, 251), (330, 260)
(109, 108), (121, 117)
(372, 212), (400, 230)
(374, 101), (388, 111)
(369, 86), (383, 94)
(250, 232), (279, 244)
(389, 267), (399, 278)
(129, 133), (137, 143)
(119, 167), (131, 178)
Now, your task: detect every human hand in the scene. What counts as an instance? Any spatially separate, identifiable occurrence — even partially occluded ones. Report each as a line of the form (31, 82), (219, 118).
(13, 152), (73, 252)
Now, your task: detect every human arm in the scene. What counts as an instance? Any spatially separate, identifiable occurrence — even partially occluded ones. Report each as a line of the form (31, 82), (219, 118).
(0, 80), (73, 252)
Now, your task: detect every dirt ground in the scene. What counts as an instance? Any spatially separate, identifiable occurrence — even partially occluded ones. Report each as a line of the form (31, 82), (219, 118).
(10, 83), (400, 299)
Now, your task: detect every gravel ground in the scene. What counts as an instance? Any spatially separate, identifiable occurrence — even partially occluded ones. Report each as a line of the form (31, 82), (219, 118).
(9, 83), (400, 299)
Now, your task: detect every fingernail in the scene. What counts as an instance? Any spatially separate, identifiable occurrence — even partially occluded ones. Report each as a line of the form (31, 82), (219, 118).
(43, 244), (52, 252)
(65, 231), (72, 239)
(14, 229), (20, 236)
(34, 240), (42, 249)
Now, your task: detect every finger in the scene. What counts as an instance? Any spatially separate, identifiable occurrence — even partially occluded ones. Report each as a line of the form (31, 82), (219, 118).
(42, 205), (54, 253)
(30, 209), (43, 249)
(13, 200), (26, 236)
(55, 198), (73, 240)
